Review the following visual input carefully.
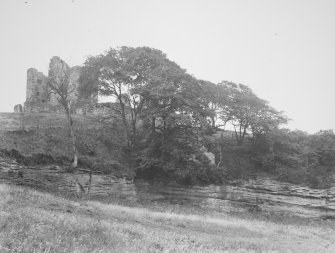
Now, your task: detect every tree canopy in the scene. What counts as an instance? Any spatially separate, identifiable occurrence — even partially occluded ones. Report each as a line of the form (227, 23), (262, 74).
(76, 46), (335, 187)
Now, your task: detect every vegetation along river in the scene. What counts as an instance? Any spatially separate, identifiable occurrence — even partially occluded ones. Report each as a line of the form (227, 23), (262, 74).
(1, 156), (335, 220)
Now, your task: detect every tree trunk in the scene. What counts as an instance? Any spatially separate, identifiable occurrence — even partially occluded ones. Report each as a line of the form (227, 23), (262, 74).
(217, 132), (225, 168)
(233, 125), (241, 145)
(233, 124), (248, 146)
(132, 119), (137, 146)
(119, 101), (132, 148)
(129, 104), (137, 147)
(210, 115), (215, 128)
(151, 117), (156, 134)
(66, 109), (78, 168)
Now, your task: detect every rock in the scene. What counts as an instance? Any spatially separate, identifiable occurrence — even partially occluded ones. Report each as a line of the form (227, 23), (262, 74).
(204, 151), (215, 165)
(320, 215), (335, 220)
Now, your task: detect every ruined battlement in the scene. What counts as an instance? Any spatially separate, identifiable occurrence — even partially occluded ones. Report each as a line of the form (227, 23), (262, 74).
(23, 56), (94, 114)
(26, 68), (48, 103)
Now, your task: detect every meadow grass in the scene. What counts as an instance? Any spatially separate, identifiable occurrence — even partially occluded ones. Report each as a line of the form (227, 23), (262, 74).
(1, 183), (335, 253)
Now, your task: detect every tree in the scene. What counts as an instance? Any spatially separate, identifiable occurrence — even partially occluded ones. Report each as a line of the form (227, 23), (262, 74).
(136, 63), (213, 183)
(79, 46), (214, 182)
(79, 47), (169, 148)
(199, 80), (230, 129)
(309, 130), (335, 171)
(218, 81), (288, 145)
(47, 57), (78, 167)
(249, 128), (335, 187)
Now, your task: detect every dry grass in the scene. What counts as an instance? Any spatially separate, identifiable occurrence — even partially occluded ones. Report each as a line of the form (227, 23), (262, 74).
(0, 113), (127, 173)
(0, 112), (105, 131)
(1, 183), (335, 253)
(0, 112), (106, 157)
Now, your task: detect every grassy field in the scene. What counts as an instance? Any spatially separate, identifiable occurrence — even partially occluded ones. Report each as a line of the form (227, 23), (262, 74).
(1, 183), (335, 253)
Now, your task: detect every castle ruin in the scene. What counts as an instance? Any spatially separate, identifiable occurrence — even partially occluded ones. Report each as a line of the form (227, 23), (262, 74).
(23, 56), (96, 114)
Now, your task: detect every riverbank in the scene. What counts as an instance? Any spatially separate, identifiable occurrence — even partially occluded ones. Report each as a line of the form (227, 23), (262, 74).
(1, 183), (334, 253)
(1, 112), (334, 188)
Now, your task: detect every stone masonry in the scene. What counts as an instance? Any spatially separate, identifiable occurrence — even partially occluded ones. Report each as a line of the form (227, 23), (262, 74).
(14, 104), (23, 113)
(24, 56), (96, 114)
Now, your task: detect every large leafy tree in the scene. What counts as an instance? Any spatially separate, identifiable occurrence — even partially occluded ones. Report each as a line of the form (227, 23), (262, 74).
(199, 80), (231, 129)
(132, 53), (212, 182)
(79, 47), (168, 147)
(79, 46), (213, 182)
(137, 69), (213, 183)
(217, 81), (288, 145)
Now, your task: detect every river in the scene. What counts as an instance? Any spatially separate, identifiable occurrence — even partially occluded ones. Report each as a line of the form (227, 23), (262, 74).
(1, 156), (335, 220)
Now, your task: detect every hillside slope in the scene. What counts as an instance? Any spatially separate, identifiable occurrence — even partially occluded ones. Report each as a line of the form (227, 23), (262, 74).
(0, 112), (131, 175)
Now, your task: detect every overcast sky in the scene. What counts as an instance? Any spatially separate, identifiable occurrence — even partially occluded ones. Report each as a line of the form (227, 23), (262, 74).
(0, 0), (334, 133)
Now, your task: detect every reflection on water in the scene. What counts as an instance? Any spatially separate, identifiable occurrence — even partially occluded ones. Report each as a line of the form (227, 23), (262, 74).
(1, 156), (335, 219)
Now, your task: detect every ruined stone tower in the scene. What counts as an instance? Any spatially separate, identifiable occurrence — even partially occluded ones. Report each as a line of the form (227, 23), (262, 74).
(26, 68), (48, 103)
(24, 56), (83, 113)
(24, 68), (51, 112)
(23, 56), (98, 114)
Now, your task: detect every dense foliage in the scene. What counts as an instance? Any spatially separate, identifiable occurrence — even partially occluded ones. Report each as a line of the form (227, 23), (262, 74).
(78, 46), (334, 187)
(251, 129), (335, 188)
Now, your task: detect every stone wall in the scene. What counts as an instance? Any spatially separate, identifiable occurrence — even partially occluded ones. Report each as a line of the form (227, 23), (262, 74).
(26, 68), (48, 103)
(24, 101), (64, 113)
(14, 104), (23, 113)
(23, 56), (95, 114)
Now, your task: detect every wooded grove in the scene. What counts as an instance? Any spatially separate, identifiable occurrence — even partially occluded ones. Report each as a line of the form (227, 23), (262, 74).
(78, 46), (335, 187)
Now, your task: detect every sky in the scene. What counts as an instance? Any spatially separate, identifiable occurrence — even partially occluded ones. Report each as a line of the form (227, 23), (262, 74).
(0, 0), (334, 133)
